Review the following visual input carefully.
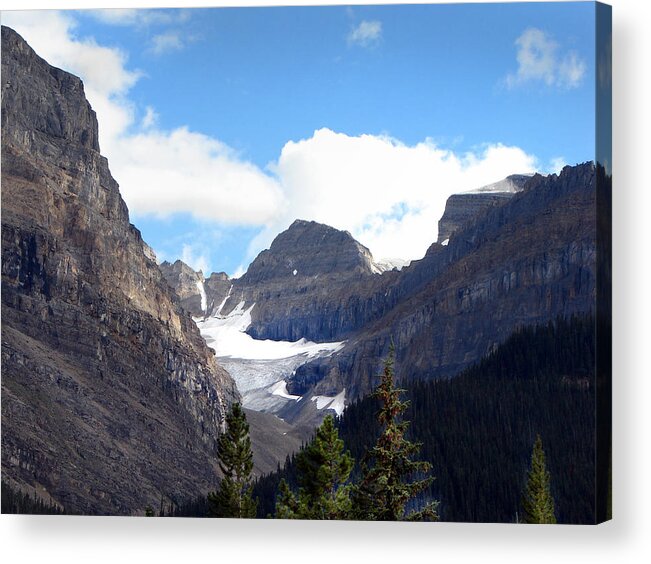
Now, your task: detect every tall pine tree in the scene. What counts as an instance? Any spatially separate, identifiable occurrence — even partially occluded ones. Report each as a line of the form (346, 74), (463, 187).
(275, 415), (353, 520)
(521, 434), (556, 524)
(208, 403), (257, 518)
(352, 345), (438, 521)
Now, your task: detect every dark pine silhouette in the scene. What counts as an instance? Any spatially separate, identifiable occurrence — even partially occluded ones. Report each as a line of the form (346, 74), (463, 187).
(254, 315), (597, 523)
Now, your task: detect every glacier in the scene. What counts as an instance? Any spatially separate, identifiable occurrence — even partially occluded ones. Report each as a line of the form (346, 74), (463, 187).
(195, 301), (346, 414)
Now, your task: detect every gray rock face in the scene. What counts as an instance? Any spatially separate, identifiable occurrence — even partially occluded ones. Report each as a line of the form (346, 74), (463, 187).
(243, 219), (377, 284)
(159, 259), (206, 317)
(437, 174), (531, 244)
(218, 220), (397, 342)
(159, 261), (232, 319)
(1, 26), (239, 515)
(204, 271), (232, 315)
(437, 192), (514, 244)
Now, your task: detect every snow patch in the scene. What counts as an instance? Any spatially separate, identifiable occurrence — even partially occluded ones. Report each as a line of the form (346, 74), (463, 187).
(270, 380), (301, 401)
(464, 174), (534, 194)
(214, 284), (233, 315)
(196, 279), (207, 312)
(441, 238), (450, 246)
(293, 269), (298, 276)
(311, 389), (346, 416)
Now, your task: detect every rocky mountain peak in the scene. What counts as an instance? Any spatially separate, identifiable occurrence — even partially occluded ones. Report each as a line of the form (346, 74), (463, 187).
(161, 259), (203, 278)
(1, 26), (100, 154)
(242, 219), (377, 284)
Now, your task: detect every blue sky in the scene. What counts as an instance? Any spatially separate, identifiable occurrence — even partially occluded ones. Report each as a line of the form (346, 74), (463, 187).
(3, 3), (597, 276)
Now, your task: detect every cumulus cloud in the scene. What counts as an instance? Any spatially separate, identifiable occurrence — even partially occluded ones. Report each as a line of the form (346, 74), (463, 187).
(114, 127), (283, 224)
(141, 106), (158, 129)
(506, 27), (586, 89)
(347, 20), (382, 48)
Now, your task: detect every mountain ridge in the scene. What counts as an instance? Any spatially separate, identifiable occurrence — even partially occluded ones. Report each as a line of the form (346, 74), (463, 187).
(1, 25), (239, 514)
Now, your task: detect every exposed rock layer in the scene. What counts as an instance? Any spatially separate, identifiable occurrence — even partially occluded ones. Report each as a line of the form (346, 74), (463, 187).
(1, 26), (239, 515)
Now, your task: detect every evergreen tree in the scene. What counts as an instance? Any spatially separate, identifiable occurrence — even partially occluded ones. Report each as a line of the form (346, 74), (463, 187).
(352, 346), (438, 521)
(521, 434), (556, 524)
(208, 403), (257, 518)
(275, 415), (354, 519)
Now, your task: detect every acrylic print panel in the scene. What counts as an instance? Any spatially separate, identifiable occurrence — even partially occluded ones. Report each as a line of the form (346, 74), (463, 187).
(0, 1), (611, 523)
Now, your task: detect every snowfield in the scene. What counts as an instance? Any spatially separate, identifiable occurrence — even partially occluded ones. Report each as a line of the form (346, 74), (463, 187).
(196, 279), (207, 313)
(311, 389), (346, 416)
(195, 300), (346, 415)
(197, 300), (344, 360)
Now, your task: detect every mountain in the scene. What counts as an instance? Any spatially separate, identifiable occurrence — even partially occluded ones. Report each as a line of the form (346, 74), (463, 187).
(0, 26), (241, 514)
(243, 219), (378, 283)
(289, 163), (597, 400)
(163, 164), (596, 428)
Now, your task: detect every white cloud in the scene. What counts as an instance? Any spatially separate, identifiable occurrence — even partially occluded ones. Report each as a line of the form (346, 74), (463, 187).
(506, 28), (586, 89)
(88, 9), (142, 26)
(558, 51), (587, 89)
(347, 20), (382, 48)
(87, 8), (188, 28)
(549, 157), (568, 175)
(181, 244), (210, 274)
(149, 31), (184, 55)
(114, 127), (284, 224)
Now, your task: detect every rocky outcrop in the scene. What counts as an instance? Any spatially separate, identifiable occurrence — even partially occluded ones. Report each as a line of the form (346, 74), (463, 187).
(1, 26), (239, 515)
(243, 219), (377, 283)
(289, 164), (598, 399)
(204, 271), (232, 316)
(216, 220), (399, 342)
(437, 192), (514, 244)
(436, 174), (531, 244)
(161, 221), (406, 344)
(159, 259), (206, 317)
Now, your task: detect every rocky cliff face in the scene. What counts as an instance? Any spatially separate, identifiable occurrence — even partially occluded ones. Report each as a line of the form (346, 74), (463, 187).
(436, 174), (531, 244)
(289, 164), (597, 399)
(1, 26), (239, 514)
(437, 192), (514, 244)
(159, 259), (207, 317)
(212, 219), (399, 343)
(204, 271), (232, 316)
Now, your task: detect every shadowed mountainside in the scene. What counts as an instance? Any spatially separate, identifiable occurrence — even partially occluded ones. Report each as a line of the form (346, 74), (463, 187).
(1, 26), (240, 514)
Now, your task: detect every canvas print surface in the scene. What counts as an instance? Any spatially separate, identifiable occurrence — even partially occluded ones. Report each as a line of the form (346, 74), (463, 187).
(0, 2), (611, 523)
